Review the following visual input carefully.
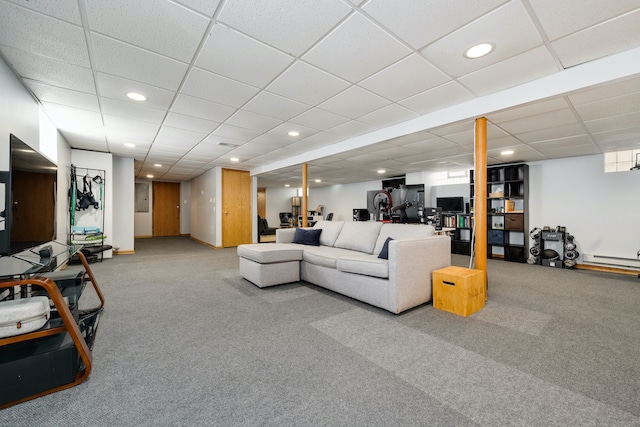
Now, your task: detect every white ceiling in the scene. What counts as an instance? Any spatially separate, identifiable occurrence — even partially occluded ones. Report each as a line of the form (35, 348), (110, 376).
(1, 0), (640, 187)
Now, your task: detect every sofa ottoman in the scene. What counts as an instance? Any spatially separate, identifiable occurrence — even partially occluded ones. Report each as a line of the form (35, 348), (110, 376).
(237, 244), (303, 288)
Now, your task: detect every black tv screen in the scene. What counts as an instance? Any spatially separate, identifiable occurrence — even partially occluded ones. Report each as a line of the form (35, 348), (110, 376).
(436, 196), (464, 213)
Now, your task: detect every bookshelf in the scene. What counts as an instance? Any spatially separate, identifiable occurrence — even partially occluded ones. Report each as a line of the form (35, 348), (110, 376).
(442, 213), (473, 255)
(471, 163), (529, 263)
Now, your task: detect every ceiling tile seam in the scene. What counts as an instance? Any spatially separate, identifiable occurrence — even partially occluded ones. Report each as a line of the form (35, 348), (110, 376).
(140, 0), (229, 177)
(77, 0), (108, 152)
(170, 0), (215, 19)
(519, 0), (564, 70)
(562, 95), (601, 152)
(345, 1), (456, 84)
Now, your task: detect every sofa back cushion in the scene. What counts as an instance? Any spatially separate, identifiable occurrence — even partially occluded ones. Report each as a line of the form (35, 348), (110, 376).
(372, 223), (435, 255)
(333, 221), (383, 254)
(313, 220), (344, 247)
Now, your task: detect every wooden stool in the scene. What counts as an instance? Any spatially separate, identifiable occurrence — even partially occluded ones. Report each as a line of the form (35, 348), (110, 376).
(432, 266), (486, 317)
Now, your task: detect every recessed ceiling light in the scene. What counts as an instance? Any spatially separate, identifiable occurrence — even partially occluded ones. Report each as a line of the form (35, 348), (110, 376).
(230, 157), (239, 162)
(288, 131), (300, 137)
(124, 143), (136, 148)
(464, 42), (494, 59)
(126, 92), (147, 101)
(501, 150), (514, 156)
(314, 179), (321, 183)
(284, 184), (290, 188)
(377, 169), (386, 174)
(146, 174), (153, 178)
(154, 163), (162, 167)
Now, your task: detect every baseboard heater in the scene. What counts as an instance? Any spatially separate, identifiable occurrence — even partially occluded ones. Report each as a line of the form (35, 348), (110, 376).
(582, 254), (640, 271)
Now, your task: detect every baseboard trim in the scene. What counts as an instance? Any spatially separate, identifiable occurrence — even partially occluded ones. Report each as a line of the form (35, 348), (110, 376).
(135, 235), (153, 239)
(190, 236), (221, 249)
(113, 250), (135, 255)
(574, 263), (640, 277)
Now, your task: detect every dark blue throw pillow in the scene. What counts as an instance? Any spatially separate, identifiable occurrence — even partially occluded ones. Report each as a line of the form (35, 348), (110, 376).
(378, 237), (394, 259)
(293, 228), (322, 246)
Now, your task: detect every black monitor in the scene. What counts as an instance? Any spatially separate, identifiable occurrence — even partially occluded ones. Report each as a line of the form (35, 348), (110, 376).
(436, 196), (464, 213)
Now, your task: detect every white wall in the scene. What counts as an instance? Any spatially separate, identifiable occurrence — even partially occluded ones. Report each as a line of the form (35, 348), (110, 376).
(0, 54), (72, 253)
(71, 150), (113, 258)
(265, 187), (299, 226)
(307, 179), (382, 222)
(529, 154), (640, 260)
(134, 180), (153, 237)
(190, 167), (217, 246)
(113, 157), (134, 252)
(180, 181), (191, 235)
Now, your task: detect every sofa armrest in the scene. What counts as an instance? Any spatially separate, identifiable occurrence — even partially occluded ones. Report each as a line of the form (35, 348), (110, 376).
(388, 235), (451, 313)
(276, 228), (296, 243)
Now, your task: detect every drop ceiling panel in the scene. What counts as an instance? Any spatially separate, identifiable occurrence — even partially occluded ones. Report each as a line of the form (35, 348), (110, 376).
(318, 86), (389, 119)
(363, 0), (506, 49)
(421, 1), (543, 77)
(528, 134), (594, 150)
(574, 91), (640, 121)
(267, 123), (319, 141)
(103, 115), (160, 144)
(101, 97), (166, 124)
(359, 54), (449, 102)
(0, 47), (96, 94)
(0, 2), (89, 66)
(459, 46), (559, 96)
(298, 132), (344, 147)
(86, 0), (209, 63)
(96, 73), (176, 110)
(197, 24), (293, 88)
(171, 94), (235, 122)
(267, 61), (350, 106)
(488, 97), (570, 123)
(92, 34), (188, 91)
(153, 126), (207, 149)
(568, 75), (640, 105)
(551, 9), (640, 68)
(4, 0), (82, 24)
(486, 144), (546, 162)
(584, 111), (640, 134)
(182, 68), (259, 108)
(399, 81), (474, 115)
(243, 91), (310, 121)
(212, 123), (262, 141)
(303, 13), (411, 83)
(514, 123), (587, 144)
(176, 0), (221, 16)
(498, 109), (578, 135)
(40, 102), (105, 136)
(25, 80), (100, 111)
(326, 120), (375, 138)
(225, 110), (282, 133)
(358, 104), (419, 128)
(528, 0), (640, 41)
(290, 108), (349, 131)
(218, 0), (351, 56)
(530, 144), (601, 158)
(163, 112), (220, 134)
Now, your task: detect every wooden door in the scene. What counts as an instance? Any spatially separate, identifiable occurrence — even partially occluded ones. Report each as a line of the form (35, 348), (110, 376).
(257, 187), (266, 218)
(153, 181), (180, 236)
(222, 169), (251, 247)
(11, 170), (55, 243)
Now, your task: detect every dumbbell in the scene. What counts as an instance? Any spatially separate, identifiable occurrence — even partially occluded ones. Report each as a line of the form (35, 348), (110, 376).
(530, 246), (541, 256)
(564, 250), (579, 260)
(563, 259), (576, 268)
(527, 256), (538, 265)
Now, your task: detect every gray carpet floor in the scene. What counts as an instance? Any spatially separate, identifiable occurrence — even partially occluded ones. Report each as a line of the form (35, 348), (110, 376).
(1, 236), (639, 426)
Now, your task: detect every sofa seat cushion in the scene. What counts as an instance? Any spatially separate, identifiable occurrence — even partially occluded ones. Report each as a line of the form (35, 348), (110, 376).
(336, 254), (389, 279)
(333, 221), (383, 254)
(237, 243), (303, 264)
(301, 246), (361, 269)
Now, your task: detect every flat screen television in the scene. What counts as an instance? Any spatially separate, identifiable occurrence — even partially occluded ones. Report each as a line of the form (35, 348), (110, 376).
(0, 134), (57, 256)
(436, 196), (464, 213)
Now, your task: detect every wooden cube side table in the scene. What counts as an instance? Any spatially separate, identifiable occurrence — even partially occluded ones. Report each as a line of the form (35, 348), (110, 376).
(432, 266), (486, 317)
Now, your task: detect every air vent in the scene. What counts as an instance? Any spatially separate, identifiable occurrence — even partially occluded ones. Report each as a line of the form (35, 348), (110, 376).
(217, 142), (239, 147)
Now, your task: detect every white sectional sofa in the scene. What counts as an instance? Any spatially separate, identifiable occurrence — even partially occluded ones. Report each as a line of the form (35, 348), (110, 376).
(237, 220), (451, 314)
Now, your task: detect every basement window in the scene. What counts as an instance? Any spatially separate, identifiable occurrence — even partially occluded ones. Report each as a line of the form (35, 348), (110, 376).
(604, 150), (640, 172)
